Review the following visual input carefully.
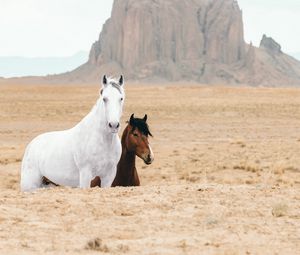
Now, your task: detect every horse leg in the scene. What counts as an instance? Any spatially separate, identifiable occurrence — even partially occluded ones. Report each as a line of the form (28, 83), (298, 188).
(21, 166), (43, 192)
(101, 167), (117, 188)
(79, 170), (93, 189)
(100, 176), (113, 188)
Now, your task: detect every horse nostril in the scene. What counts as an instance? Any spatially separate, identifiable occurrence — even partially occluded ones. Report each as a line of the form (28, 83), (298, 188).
(109, 122), (120, 129)
(146, 154), (152, 163)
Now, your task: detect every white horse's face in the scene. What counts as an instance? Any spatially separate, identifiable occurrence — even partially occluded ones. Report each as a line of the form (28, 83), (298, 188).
(101, 75), (125, 133)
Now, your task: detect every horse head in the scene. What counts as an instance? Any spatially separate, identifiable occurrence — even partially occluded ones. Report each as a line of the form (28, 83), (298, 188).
(100, 75), (125, 133)
(125, 114), (154, 165)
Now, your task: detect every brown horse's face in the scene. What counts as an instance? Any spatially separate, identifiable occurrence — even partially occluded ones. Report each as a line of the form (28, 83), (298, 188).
(126, 125), (154, 165)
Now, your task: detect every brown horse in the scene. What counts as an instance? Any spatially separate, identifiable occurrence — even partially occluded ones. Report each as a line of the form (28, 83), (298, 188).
(111, 114), (154, 187)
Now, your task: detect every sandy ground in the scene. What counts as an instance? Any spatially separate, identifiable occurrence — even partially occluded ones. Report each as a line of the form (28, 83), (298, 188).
(0, 84), (300, 254)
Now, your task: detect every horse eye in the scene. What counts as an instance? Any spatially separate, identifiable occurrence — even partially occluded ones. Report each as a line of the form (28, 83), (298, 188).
(103, 97), (108, 103)
(120, 97), (124, 101)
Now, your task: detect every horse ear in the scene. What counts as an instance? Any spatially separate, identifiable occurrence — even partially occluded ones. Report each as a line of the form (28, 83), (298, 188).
(143, 114), (147, 122)
(103, 75), (107, 86)
(129, 114), (134, 125)
(119, 75), (124, 86)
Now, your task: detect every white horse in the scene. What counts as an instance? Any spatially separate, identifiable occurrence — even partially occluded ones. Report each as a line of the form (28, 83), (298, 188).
(20, 75), (125, 191)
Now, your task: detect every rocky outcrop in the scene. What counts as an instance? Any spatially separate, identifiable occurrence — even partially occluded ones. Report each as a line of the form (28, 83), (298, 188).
(260, 34), (282, 54)
(62, 0), (300, 86)
(89, 0), (245, 66)
(70, 0), (246, 83)
(235, 35), (300, 86)
(245, 42), (255, 68)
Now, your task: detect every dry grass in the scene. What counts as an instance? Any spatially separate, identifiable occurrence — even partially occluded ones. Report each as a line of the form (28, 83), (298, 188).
(272, 203), (289, 217)
(0, 84), (300, 254)
(85, 238), (109, 252)
(233, 161), (261, 173)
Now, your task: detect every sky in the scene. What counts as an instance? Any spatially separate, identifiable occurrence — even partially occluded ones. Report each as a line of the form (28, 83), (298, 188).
(0, 0), (299, 58)
(0, 0), (114, 57)
(238, 0), (300, 54)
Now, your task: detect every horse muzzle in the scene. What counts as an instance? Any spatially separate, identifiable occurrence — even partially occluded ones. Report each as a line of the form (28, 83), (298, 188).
(110, 129), (119, 134)
(108, 121), (120, 133)
(143, 154), (154, 165)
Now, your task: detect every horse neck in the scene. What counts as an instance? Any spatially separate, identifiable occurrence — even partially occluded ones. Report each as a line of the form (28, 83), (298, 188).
(78, 99), (111, 140)
(117, 126), (137, 179)
(113, 125), (141, 187)
(120, 126), (136, 167)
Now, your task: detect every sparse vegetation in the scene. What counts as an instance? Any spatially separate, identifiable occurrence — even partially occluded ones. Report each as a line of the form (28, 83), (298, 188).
(272, 203), (288, 217)
(233, 162), (261, 173)
(231, 140), (247, 148)
(85, 238), (109, 252)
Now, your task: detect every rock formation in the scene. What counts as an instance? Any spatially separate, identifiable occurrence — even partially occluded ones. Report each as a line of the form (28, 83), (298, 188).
(260, 34), (282, 54)
(238, 35), (300, 86)
(60, 0), (300, 86)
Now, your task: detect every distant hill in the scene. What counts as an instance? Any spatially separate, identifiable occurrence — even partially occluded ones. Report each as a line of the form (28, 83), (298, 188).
(0, 51), (88, 78)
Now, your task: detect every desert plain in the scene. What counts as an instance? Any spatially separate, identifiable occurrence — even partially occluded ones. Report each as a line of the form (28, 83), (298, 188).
(0, 83), (299, 254)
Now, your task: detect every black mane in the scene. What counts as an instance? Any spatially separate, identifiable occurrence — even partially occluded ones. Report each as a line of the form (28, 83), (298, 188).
(130, 117), (153, 137)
